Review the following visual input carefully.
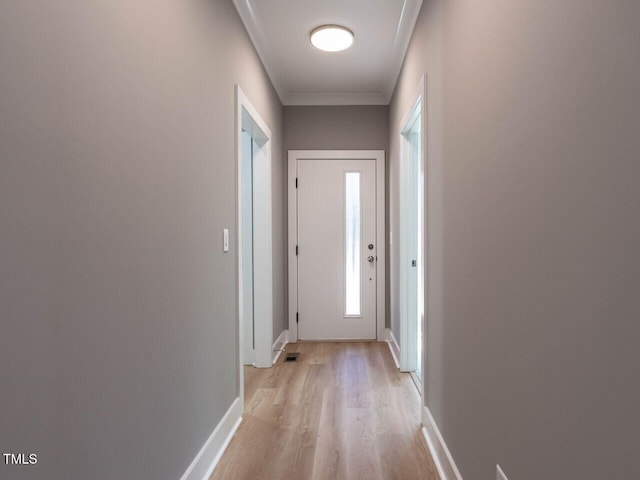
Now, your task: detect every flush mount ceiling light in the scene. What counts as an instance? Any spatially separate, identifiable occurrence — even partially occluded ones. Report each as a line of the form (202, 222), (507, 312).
(310, 25), (354, 52)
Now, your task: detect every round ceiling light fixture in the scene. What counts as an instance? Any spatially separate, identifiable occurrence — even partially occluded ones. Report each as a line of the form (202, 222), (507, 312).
(310, 25), (354, 52)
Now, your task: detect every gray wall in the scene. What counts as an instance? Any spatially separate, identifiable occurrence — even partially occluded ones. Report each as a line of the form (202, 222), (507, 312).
(284, 106), (389, 151)
(0, 1), (283, 479)
(283, 105), (390, 329)
(390, 0), (640, 479)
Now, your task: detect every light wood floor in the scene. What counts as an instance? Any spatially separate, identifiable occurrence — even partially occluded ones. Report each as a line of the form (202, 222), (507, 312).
(210, 342), (439, 480)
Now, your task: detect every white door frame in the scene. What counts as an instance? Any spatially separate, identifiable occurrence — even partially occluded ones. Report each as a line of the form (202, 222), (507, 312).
(399, 77), (427, 396)
(288, 150), (386, 342)
(236, 85), (273, 394)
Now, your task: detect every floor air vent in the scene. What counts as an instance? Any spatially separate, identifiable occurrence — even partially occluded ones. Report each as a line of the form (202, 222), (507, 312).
(284, 352), (300, 362)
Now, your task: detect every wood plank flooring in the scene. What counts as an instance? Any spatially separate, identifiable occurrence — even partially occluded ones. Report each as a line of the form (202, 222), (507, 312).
(210, 342), (439, 480)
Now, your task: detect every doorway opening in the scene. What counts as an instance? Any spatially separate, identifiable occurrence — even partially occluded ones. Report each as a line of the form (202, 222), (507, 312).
(399, 77), (426, 394)
(236, 85), (273, 394)
(240, 128), (257, 365)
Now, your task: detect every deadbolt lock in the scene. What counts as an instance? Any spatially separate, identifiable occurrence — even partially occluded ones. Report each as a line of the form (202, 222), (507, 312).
(368, 243), (374, 250)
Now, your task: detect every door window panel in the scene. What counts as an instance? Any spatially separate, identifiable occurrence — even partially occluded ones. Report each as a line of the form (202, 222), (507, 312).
(345, 172), (361, 316)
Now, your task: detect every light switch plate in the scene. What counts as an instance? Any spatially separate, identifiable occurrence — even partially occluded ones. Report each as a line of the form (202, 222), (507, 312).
(223, 228), (229, 252)
(497, 465), (508, 480)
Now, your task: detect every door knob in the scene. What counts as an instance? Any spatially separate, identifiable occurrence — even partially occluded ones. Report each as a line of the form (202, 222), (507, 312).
(367, 256), (375, 263)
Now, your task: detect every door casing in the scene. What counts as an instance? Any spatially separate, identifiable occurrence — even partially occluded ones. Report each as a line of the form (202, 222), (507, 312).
(236, 84), (273, 392)
(398, 76), (427, 394)
(288, 150), (386, 342)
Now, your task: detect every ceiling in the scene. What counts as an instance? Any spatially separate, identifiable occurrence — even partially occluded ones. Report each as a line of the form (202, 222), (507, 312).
(233, 0), (423, 106)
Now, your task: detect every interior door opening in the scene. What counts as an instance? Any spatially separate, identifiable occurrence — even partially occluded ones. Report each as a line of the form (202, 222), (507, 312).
(400, 90), (425, 392)
(236, 85), (273, 382)
(241, 129), (256, 365)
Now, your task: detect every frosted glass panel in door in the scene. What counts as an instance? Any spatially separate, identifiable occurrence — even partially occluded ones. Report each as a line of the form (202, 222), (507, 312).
(345, 172), (361, 316)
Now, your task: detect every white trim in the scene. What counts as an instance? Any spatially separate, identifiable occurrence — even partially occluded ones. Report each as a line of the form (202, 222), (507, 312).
(375, 151), (387, 342)
(179, 397), (243, 480)
(284, 92), (388, 106)
(398, 76), (426, 375)
(236, 85), (274, 383)
(272, 329), (289, 364)
(232, 0), (288, 103)
(421, 405), (463, 480)
(385, 328), (401, 368)
(399, 96), (420, 372)
(251, 135), (273, 369)
(385, 0), (424, 100)
(287, 150), (386, 342)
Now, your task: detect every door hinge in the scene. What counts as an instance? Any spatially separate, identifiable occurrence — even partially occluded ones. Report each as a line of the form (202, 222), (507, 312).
(296, 312), (299, 324)
(296, 245), (299, 255)
(295, 177), (298, 188)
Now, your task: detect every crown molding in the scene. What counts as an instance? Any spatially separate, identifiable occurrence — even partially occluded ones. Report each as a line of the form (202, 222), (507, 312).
(233, 0), (423, 106)
(233, 0), (288, 103)
(385, 0), (423, 99)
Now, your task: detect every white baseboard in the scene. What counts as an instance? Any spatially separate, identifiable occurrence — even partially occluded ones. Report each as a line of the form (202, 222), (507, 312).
(272, 329), (288, 364)
(385, 328), (400, 369)
(179, 397), (243, 480)
(422, 405), (463, 480)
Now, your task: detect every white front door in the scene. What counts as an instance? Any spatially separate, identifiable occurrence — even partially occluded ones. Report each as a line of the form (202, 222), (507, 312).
(296, 158), (377, 340)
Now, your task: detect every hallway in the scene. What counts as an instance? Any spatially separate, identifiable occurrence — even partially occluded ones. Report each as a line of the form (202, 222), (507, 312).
(210, 342), (437, 480)
(3, 1), (640, 479)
